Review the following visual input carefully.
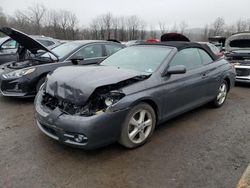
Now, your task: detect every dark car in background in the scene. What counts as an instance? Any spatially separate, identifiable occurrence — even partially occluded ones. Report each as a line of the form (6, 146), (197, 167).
(0, 35), (62, 65)
(35, 42), (235, 149)
(0, 27), (124, 97)
(225, 32), (250, 83)
(208, 36), (226, 52)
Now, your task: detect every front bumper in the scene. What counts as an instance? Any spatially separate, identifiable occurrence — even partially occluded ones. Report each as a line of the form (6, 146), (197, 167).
(0, 76), (36, 97)
(35, 91), (129, 149)
(235, 66), (250, 83)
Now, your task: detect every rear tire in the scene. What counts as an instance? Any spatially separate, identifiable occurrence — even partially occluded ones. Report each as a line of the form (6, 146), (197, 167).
(119, 103), (156, 149)
(212, 81), (228, 108)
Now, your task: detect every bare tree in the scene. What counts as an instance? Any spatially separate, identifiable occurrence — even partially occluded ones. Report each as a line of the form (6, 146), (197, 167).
(44, 10), (60, 38)
(0, 6), (6, 26)
(112, 17), (121, 40)
(170, 23), (178, 33)
(102, 12), (113, 39)
(12, 10), (32, 32)
(127, 15), (145, 40)
(211, 17), (225, 36)
(247, 19), (250, 31)
(158, 22), (167, 35)
(202, 24), (209, 41)
(27, 3), (47, 34)
(67, 12), (79, 39)
(179, 21), (188, 34)
(236, 19), (247, 32)
(149, 25), (157, 39)
(118, 16), (127, 41)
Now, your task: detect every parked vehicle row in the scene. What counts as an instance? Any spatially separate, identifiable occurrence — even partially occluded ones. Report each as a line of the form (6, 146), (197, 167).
(0, 28), (124, 97)
(0, 27), (237, 149)
(0, 34), (62, 65)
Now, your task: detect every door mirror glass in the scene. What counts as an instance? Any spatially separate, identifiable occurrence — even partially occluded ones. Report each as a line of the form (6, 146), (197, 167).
(70, 56), (84, 65)
(166, 65), (186, 75)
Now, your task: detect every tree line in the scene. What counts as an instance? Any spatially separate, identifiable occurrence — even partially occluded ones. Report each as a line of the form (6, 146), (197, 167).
(0, 4), (250, 41)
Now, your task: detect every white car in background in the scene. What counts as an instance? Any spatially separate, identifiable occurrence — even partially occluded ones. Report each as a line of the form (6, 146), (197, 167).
(225, 32), (250, 83)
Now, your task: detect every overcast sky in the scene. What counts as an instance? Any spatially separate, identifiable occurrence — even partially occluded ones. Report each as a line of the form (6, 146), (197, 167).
(1, 0), (250, 28)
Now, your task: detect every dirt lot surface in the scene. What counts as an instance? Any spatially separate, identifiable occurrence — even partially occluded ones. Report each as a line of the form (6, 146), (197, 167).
(0, 85), (250, 188)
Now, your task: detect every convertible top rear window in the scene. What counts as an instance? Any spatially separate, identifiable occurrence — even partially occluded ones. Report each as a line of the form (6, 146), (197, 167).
(230, 39), (250, 48)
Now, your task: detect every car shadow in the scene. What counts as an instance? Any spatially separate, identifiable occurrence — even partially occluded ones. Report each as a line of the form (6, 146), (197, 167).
(44, 104), (211, 158)
(235, 82), (250, 88)
(0, 94), (35, 104)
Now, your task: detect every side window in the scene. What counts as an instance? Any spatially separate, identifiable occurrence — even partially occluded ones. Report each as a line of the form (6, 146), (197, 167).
(105, 44), (122, 56)
(198, 49), (213, 64)
(74, 45), (103, 59)
(170, 48), (202, 70)
(1, 39), (17, 49)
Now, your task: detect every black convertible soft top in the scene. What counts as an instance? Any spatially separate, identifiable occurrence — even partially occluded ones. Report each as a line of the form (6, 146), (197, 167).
(137, 41), (219, 60)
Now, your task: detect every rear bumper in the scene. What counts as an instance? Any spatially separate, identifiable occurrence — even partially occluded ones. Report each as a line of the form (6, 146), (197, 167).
(35, 91), (129, 149)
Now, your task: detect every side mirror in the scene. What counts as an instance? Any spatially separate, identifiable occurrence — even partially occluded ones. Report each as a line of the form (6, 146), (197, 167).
(166, 65), (186, 75)
(70, 56), (84, 65)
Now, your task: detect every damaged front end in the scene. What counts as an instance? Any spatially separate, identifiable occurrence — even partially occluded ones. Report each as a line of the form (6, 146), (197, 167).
(41, 75), (148, 117)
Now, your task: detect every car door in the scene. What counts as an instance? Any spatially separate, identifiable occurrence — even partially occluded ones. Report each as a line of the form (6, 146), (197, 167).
(71, 44), (105, 65)
(197, 48), (222, 99)
(161, 48), (209, 120)
(0, 39), (18, 64)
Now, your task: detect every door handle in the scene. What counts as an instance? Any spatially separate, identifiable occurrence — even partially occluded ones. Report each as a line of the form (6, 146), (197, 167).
(202, 73), (208, 79)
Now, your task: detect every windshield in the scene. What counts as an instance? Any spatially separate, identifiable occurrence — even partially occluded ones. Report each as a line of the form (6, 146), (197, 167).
(101, 46), (172, 73)
(41, 42), (82, 60)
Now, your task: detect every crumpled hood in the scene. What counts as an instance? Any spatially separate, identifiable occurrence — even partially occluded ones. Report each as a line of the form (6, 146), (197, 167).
(45, 65), (147, 105)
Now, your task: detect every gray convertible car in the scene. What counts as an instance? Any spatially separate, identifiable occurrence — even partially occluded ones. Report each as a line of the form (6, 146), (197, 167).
(35, 42), (235, 149)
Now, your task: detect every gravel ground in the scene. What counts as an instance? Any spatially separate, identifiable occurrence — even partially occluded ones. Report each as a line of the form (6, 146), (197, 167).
(0, 84), (250, 188)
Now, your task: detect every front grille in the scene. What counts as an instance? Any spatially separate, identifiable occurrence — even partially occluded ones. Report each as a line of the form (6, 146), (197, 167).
(41, 123), (57, 136)
(236, 68), (250, 76)
(42, 93), (84, 115)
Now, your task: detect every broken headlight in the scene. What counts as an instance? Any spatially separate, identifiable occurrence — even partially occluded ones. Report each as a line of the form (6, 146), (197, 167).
(2, 68), (36, 79)
(104, 91), (125, 107)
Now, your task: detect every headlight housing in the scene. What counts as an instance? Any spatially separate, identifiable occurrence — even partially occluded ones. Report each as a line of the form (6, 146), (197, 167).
(2, 68), (36, 79)
(104, 91), (125, 107)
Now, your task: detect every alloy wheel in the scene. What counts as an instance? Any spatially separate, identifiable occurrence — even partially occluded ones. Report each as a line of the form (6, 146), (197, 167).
(128, 109), (153, 144)
(217, 83), (227, 105)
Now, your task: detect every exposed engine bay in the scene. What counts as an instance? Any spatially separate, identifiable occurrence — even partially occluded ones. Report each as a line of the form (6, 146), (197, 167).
(41, 75), (148, 116)
(7, 57), (55, 70)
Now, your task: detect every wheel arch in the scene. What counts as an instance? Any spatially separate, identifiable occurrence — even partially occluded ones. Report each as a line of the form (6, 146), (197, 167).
(224, 77), (231, 91)
(34, 72), (50, 91)
(130, 98), (159, 123)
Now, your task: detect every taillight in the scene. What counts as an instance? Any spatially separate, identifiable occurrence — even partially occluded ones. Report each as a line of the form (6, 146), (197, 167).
(216, 52), (224, 57)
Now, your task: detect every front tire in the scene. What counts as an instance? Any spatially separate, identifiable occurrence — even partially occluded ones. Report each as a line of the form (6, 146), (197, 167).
(212, 81), (228, 108)
(119, 103), (156, 149)
(36, 76), (46, 93)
